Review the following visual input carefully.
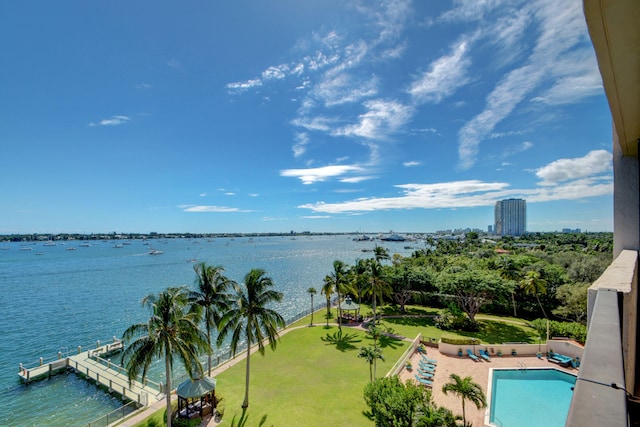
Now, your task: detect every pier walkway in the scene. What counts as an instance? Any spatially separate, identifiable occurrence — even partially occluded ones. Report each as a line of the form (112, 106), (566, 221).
(18, 338), (164, 406)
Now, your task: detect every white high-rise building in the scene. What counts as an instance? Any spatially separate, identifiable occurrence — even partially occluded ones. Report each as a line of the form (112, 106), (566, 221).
(494, 199), (526, 236)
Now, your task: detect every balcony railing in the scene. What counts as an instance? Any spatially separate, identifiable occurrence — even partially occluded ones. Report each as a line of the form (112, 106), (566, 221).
(565, 249), (637, 426)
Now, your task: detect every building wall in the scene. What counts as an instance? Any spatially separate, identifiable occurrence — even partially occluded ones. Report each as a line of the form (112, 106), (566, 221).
(494, 199), (526, 236)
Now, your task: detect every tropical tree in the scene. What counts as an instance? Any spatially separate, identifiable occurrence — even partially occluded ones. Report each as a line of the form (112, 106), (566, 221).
(321, 275), (334, 326)
(363, 376), (422, 427)
(365, 322), (387, 378)
(351, 258), (369, 304)
(217, 268), (285, 409)
(364, 259), (392, 323)
(521, 270), (549, 318)
(190, 262), (232, 376)
(441, 373), (486, 427)
(307, 287), (317, 326)
(327, 260), (351, 329)
(358, 345), (385, 383)
(497, 256), (521, 317)
(436, 263), (509, 324)
(374, 245), (390, 264)
(121, 286), (208, 427)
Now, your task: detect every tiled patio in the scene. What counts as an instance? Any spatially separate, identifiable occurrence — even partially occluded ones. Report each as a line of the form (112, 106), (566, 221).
(398, 350), (576, 426)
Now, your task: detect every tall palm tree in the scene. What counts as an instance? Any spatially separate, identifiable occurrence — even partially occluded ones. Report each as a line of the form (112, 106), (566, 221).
(190, 262), (232, 376)
(441, 373), (486, 427)
(498, 256), (521, 317)
(307, 287), (317, 326)
(365, 322), (387, 378)
(521, 270), (549, 318)
(217, 268), (285, 409)
(351, 258), (369, 304)
(358, 345), (384, 382)
(321, 275), (334, 326)
(363, 259), (392, 323)
(328, 260), (350, 330)
(121, 287), (208, 427)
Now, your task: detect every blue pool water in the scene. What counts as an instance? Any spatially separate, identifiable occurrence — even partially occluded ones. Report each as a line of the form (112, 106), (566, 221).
(488, 368), (576, 427)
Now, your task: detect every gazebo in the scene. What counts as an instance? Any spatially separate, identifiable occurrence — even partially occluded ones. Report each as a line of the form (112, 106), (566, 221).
(176, 376), (216, 420)
(339, 295), (361, 323)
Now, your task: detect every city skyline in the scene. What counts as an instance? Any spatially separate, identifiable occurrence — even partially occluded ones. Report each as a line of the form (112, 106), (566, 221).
(1, 0), (613, 234)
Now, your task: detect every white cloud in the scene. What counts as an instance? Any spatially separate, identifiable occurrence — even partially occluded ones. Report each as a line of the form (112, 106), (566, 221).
(262, 64), (290, 80)
(88, 115), (130, 127)
(312, 73), (379, 107)
(403, 161), (421, 167)
(456, 0), (597, 170)
(199, 193), (207, 197)
(297, 150), (613, 213)
(291, 116), (336, 132)
(226, 79), (263, 93)
(408, 39), (471, 104)
(535, 150), (612, 186)
(225, 192), (235, 196)
(332, 99), (414, 140)
(248, 193), (259, 197)
(439, 0), (514, 23)
(303, 215), (331, 219)
(280, 164), (364, 185)
(180, 205), (252, 213)
(292, 132), (310, 158)
(340, 176), (376, 183)
(136, 83), (153, 90)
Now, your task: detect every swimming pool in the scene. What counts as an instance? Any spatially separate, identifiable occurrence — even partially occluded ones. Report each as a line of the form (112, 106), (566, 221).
(486, 368), (576, 427)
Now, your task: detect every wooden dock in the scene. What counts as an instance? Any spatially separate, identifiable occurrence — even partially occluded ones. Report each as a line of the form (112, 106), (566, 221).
(18, 339), (164, 406)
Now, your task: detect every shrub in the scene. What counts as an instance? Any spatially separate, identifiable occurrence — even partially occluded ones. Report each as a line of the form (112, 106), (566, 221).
(530, 319), (587, 344)
(173, 417), (202, 427)
(440, 336), (477, 346)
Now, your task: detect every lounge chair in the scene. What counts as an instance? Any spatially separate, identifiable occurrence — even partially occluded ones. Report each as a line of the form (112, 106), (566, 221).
(479, 349), (491, 361)
(417, 368), (435, 378)
(414, 374), (433, 386)
(420, 355), (438, 364)
(419, 361), (436, 371)
(466, 349), (479, 361)
(547, 351), (572, 367)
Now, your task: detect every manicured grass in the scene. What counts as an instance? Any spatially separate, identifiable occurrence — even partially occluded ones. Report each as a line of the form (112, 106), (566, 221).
(215, 325), (407, 427)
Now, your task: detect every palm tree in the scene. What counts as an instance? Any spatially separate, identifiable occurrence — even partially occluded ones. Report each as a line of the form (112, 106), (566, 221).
(521, 270), (549, 318)
(363, 259), (392, 323)
(328, 260), (350, 330)
(307, 287), (317, 326)
(351, 258), (369, 304)
(358, 345), (384, 382)
(498, 256), (521, 317)
(441, 373), (486, 427)
(321, 275), (334, 326)
(217, 268), (285, 409)
(121, 286), (208, 427)
(190, 262), (232, 376)
(373, 245), (390, 264)
(365, 322), (387, 378)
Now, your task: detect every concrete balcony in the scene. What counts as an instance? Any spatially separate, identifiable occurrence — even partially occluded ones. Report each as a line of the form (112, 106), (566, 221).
(566, 250), (637, 426)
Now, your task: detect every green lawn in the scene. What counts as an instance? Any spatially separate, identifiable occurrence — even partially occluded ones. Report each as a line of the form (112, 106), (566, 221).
(129, 305), (542, 426)
(214, 325), (407, 427)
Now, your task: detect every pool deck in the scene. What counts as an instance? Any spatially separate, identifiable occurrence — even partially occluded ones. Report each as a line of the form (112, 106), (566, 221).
(398, 351), (576, 427)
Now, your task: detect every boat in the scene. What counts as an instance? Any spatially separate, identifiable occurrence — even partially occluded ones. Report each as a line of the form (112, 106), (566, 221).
(20, 247), (33, 251)
(148, 249), (164, 255)
(380, 234), (407, 242)
(66, 247), (77, 251)
(79, 243), (91, 247)
(353, 235), (371, 241)
(113, 244), (123, 248)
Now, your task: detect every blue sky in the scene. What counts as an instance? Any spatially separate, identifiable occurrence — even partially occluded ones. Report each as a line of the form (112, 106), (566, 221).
(0, 0), (613, 234)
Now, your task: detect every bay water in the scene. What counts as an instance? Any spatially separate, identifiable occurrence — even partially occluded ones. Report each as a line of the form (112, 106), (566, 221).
(0, 235), (414, 426)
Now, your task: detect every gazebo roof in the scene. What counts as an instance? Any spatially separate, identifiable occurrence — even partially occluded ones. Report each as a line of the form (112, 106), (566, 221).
(177, 376), (217, 399)
(339, 296), (360, 311)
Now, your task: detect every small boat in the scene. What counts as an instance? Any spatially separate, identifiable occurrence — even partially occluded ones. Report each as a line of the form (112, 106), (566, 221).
(149, 249), (164, 255)
(113, 244), (123, 248)
(20, 247), (33, 251)
(79, 243), (91, 247)
(66, 247), (77, 251)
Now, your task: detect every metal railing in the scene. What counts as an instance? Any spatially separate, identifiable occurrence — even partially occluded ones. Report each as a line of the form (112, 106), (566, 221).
(84, 400), (139, 427)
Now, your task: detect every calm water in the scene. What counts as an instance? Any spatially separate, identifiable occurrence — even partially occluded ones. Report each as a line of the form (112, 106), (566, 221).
(0, 235), (414, 426)
(489, 368), (576, 427)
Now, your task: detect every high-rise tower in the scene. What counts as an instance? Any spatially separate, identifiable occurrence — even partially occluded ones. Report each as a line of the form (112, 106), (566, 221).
(494, 199), (526, 236)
